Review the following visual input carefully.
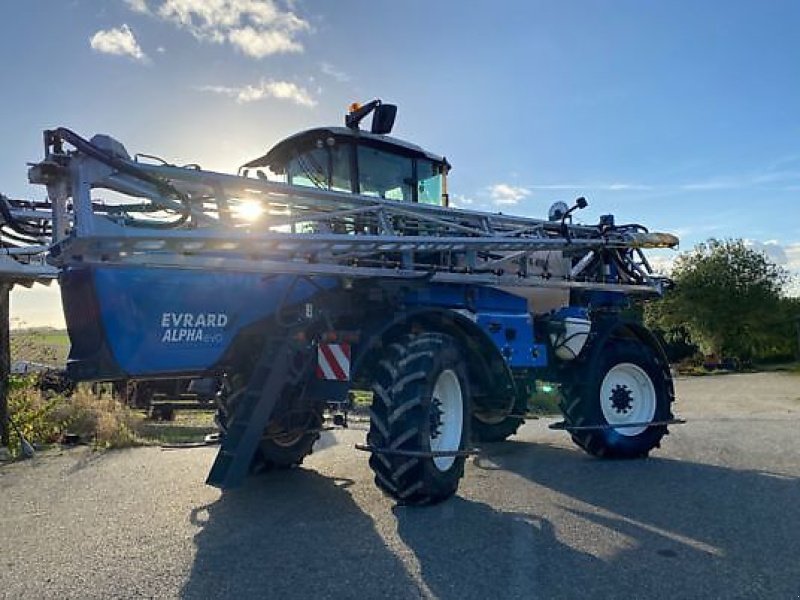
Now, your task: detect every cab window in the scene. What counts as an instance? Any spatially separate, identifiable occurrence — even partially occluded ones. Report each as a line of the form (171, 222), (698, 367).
(357, 146), (413, 201)
(417, 159), (444, 205)
(329, 143), (352, 193)
(286, 143), (353, 192)
(287, 147), (328, 189)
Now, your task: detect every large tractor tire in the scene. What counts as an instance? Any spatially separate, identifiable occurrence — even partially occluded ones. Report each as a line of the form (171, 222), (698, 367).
(560, 339), (674, 458)
(218, 387), (322, 470)
(257, 409), (322, 469)
(471, 413), (523, 442)
(368, 333), (471, 505)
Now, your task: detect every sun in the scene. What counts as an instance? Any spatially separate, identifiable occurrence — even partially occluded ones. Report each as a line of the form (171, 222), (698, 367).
(232, 199), (264, 222)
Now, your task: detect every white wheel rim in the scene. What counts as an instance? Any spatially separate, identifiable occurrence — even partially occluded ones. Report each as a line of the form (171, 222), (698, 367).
(430, 369), (464, 471)
(600, 363), (656, 436)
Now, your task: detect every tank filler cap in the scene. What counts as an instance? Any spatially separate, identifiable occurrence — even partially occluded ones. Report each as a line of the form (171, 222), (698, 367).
(89, 134), (131, 160)
(548, 201), (569, 221)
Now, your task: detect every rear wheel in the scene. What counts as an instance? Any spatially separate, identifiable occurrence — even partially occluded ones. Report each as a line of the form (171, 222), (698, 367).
(257, 411), (321, 469)
(560, 339), (673, 458)
(368, 333), (471, 505)
(218, 386), (322, 470)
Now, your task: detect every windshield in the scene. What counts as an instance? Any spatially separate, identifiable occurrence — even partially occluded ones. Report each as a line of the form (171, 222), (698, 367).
(287, 147), (328, 189)
(283, 141), (443, 205)
(357, 145), (413, 201)
(286, 142), (352, 192)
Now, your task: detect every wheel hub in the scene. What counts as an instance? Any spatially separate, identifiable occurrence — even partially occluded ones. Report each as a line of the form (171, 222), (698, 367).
(430, 397), (444, 439)
(609, 384), (634, 414)
(599, 362), (657, 437)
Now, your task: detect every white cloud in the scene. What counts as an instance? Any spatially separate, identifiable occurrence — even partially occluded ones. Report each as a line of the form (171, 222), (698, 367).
(489, 183), (530, 205)
(228, 25), (302, 58)
(680, 178), (739, 191)
(606, 183), (652, 191)
(786, 243), (800, 271)
(198, 79), (315, 106)
(449, 194), (474, 208)
(744, 239), (790, 266)
(645, 253), (676, 276)
(679, 163), (800, 192)
(529, 182), (651, 191)
(786, 244), (800, 297)
(129, 0), (310, 58)
(125, 0), (150, 13)
(644, 242), (800, 291)
(743, 240), (800, 296)
(320, 62), (350, 82)
(90, 24), (148, 62)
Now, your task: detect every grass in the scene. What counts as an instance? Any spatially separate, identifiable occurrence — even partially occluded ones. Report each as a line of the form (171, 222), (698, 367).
(10, 327), (70, 366)
(3, 376), (219, 458)
(5, 380), (141, 457)
(133, 410), (217, 445)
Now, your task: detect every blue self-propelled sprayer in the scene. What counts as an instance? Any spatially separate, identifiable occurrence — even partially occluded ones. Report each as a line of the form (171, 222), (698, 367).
(1, 100), (682, 505)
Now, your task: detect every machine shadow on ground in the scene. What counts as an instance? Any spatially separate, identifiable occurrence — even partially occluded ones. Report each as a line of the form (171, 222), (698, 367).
(181, 463), (612, 600)
(181, 437), (800, 600)
(441, 440), (800, 599)
(392, 496), (604, 599)
(180, 467), (416, 599)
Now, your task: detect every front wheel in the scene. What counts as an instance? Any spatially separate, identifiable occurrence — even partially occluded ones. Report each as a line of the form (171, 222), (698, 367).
(560, 339), (674, 458)
(368, 333), (471, 505)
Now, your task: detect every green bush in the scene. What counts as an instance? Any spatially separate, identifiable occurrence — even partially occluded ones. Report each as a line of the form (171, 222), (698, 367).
(5, 377), (142, 457)
(528, 383), (563, 415)
(6, 375), (64, 457)
(51, 388), (142, 449)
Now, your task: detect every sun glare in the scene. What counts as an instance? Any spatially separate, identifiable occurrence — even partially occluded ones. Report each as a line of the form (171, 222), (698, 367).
(233, 200), (265, 222)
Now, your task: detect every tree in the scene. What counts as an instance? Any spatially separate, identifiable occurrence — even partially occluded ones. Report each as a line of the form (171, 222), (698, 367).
(645, 239), (793, 361)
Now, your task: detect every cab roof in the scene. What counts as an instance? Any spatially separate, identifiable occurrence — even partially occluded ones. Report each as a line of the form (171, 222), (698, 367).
(242, 127), (450, 172)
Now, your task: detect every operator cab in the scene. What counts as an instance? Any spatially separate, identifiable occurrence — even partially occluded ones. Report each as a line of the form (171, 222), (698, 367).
(241, 100), (451, 207)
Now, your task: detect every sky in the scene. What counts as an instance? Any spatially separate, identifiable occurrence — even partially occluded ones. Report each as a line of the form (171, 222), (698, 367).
(1, 0), (798, 327)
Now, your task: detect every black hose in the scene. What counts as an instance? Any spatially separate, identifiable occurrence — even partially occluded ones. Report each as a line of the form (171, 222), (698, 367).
(49, 128), (191, 229)
(609, 249), (644, 284)
(1, 226), (43, 245)
(0, 195), (50, 237)
(614, 223), (649, 233)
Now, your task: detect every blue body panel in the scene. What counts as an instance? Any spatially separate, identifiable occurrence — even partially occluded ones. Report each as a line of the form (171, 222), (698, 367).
(475, 313), (547, 368)
(61, 266), (334, 377)
(61, 269), (546, 379)
(403, 283), (528, 313)
(404, 284), (544, 368)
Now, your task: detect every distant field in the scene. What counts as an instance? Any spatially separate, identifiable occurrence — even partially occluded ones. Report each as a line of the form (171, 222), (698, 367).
(10, 328), (69, 366)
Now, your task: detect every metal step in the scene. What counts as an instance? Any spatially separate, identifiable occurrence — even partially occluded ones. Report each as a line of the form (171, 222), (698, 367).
(205, 341), (291, 489)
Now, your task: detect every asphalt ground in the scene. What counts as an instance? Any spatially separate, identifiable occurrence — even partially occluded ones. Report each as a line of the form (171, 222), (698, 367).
(1, 372), (799, 599)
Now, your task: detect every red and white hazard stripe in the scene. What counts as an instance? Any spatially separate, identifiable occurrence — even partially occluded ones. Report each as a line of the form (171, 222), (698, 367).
(316, 343), (351, 381)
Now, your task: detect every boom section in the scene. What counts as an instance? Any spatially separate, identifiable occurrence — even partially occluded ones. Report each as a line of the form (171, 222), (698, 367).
(14, 128), (676, 294)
